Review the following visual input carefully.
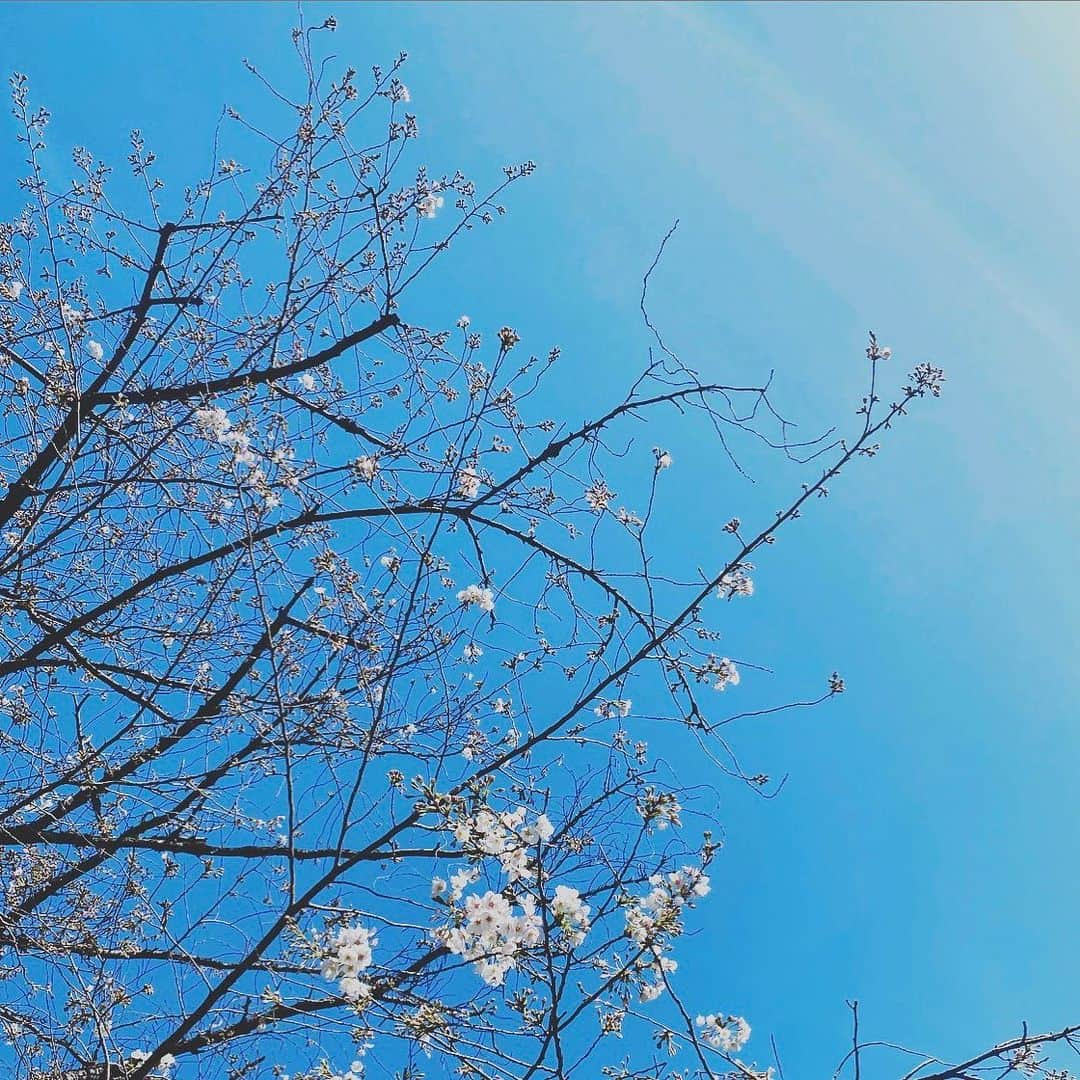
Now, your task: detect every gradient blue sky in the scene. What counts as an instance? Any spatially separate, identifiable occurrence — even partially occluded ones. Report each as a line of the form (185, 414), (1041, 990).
(3, 2), (1078, 1076)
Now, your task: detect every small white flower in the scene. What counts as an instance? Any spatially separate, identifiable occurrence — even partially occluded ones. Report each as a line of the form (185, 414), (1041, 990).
(710, 657), (740, 692)
(353, 455), (379, 482)
(193, 406), (232, 441)
(594, 699), (631, 719)
(457, 584), (495, 613)
(87, 340), (104, 362)
(418, 194), (445, 219)
(585, 480), (615, 513)
(457, 467), (481, 499)
(550, 884), (590, 941)
(717, 568), (754, 599)
(449, 867), (477, 900)
(297, 372), (316, 392)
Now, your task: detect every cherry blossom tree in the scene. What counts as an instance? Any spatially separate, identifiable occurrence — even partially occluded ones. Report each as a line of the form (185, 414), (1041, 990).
(1, 15), (1063, 1080)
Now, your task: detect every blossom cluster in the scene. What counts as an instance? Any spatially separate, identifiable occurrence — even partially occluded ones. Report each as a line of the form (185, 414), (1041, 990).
(327, 1063), (367, 1080)
(585, 479), (616, 513)
(352, 454), (379, 482)
(431, 865), (479, 903)
(625, 866), (712, 946)
(636, 787), (683, 830)
(695, 1012), (752, 1053)
(191, 404), (285, 501)
(198, 409), (257, 468)
(594, 698), (632, 719)
(321, 923), (377, 1001)
(457, 583), (495, 613)
(430, 805), (595, 982)
(911, 361), (946, 397)
(456, 466), (482, 498)
(704, 655), (740, 692)
(437, 889), (543, 986)
(550, 884), (591, 945)
(447, 806), (554, 881)
(128, 1051), (177, 1078)
(399, 1002), (448, 1054)
(624, 866), (711, 1002)
(717, 566), (754, 598)
(193, 405), (233, 441)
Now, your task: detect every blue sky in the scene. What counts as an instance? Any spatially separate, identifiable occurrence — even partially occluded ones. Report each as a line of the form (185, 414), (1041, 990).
(3, 2), (1079, 1076)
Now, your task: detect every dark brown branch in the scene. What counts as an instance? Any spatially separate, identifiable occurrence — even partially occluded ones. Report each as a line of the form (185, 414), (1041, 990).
(89, 312), (399, 406)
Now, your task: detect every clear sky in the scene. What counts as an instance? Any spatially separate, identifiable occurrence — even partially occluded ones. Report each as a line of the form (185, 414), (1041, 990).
(3, 2), (1078, 1076)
